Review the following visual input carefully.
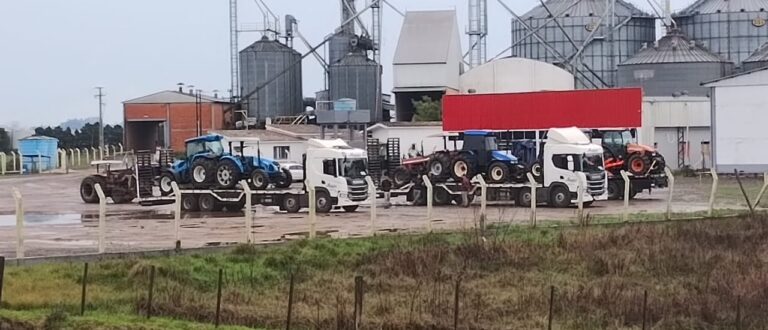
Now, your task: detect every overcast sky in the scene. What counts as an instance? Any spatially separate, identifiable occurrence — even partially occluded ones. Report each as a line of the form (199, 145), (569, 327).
(0, 0), (691, 128)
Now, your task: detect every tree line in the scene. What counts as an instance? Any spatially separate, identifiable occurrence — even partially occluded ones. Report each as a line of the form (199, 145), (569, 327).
(32, 123), (124, 149)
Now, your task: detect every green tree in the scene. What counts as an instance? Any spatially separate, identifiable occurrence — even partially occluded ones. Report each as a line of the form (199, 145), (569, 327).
(412, 96), (442, 122)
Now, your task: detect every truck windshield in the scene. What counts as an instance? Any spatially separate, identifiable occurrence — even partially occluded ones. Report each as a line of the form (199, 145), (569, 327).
(579, 153), (604, 173)
(339, 158), (367, 179)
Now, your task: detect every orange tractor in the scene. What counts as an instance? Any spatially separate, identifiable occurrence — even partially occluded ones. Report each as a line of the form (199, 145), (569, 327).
(593, 129), (666, 176)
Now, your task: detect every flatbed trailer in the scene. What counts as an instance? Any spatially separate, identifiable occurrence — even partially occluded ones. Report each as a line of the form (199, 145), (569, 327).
(607, 173), (668, 200)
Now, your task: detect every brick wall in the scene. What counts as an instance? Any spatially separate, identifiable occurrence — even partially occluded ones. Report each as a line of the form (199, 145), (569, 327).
(124, 102), (231, 152)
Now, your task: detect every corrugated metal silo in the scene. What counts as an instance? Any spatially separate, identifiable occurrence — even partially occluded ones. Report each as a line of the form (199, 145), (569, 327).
(511, 0), (656, 88)
(674, 0), (768, 68)
(329, 52), (381, 122)
(617, 29), (733, 96)
(743, 42), (768, 70)
(239, 36), (303, 122)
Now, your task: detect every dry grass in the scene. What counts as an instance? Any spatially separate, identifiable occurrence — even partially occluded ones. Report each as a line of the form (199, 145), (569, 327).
(5, 217), (768, 329)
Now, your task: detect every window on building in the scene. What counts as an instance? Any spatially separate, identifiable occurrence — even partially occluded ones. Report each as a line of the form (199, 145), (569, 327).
(273, 146), (290, 160)
(322, 159), (337, 176)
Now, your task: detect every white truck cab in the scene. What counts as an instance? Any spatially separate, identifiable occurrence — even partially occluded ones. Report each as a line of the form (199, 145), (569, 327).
(543, 127), (608, 204)
(305, 139), (369, 211)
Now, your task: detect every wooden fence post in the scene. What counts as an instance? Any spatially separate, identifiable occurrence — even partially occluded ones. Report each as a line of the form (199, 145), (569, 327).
(146, 265), (155, 319)
(354, 275), (364, 329)
(0, 256), (5, 307)
(80, 263), (89, 316)
(286, 273), (295, 330)
(215, 268), (223, 327)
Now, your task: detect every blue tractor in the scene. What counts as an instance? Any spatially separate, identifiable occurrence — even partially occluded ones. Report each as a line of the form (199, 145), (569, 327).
(447, 131), (526, 183)
(158, 135), (291, 194)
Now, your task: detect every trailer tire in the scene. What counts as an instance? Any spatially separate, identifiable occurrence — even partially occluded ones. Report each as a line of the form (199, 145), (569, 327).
(315, 190), (333, 213)
(191, 159), (215, 187)
(342, 205), (359, 213)
(450, 155), (475, 181)
(274, 169), (293, 189)
(607, 181), (622, 200)
(250, 169), (269, 190)
(392, 168), (411, 188)
(215, 159), (241, 189)
(549, 186), (571, 208)
(433, 187), (452, 205)
(198, 194), (218, 212)
(517, 188), (533, 207)
(80, 176), (105, 204)
(159, 172), (175, 196)
(282, 194), (301, 213)
(487, 161), (510, 183)
(181, 194), (199, 212)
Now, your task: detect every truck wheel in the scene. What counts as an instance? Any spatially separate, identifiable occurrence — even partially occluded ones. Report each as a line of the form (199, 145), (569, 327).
(392, 168), (411, 188)
(181, 194), (199, 212)
(487, 161), (510, 183)
(628, 154), (650, 176)
(215, 160), (241, 189)
(428, 154), (450, 180)
(80, 176), (105, 204)
(274, 169), (293, 189)
(315, 190), (333, 213)
(342, 205), (359, 212)
(607, 181), (622, 200)
(249, 169), (269, 190)
(450, 155), (475, 181)
(198, 194), (218, 212)
(159, 172), (175, 196)
(517, 188), (532, 207)
(191, 159), (215, 186)
(549, 186), (571, 208)
(433, 187), (451, 205)
(282, 194), (301, 213)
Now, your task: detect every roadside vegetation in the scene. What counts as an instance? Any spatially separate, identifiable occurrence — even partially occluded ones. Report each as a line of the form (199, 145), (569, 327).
(3, 215), (768, 329)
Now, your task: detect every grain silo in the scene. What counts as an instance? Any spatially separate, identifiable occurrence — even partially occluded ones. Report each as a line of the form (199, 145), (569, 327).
(743, 42), (768, 70)
(674, 0), (768, 68)
(618, 29), (733, 96)
(511, 0), (656, 88)
(329, 51), (381, 122)
(239, 36), (303, 123)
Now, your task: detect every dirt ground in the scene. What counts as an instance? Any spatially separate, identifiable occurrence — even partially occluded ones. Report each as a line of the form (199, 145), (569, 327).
(0, 170), (760, 258)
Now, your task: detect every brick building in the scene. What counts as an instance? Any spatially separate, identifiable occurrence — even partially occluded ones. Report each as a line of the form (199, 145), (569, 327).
(123, 90), (233, 152)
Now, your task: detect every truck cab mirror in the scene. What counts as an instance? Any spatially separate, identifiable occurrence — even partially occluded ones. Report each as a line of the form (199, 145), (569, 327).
(566, 155), (575, 171)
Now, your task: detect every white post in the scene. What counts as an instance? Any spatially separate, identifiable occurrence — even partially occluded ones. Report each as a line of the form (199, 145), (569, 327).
(37, 151), (42, 173)
(171, 182), (182, 246)
(69, 149), (75, 168)
(422, 175), (433, 232)
(98, 146), (104, 160)
(91, 147), (97, 162)
(0, 152), (6, 175)
(576, 173), (585, 225)
(118, 143), (124, 154)
(664, 167), (675, 220)
(111, 145), (117, 157)
(84, 148), (90, 165)
(708, 168), (719, 217)
(11, 151), (17, 172)
(12, 187), (24, 259)
(526, 173), (537, 227)
(241, 180), (254, 243)
(76, 148), (82, 166)
(365, 176), (376, 236)
(620, 171), (631, 222)
(753, 172), (768, 209)
(94, 183), (107, 254)
(308, 186), (316, 239)
(476, 174), (487, 225)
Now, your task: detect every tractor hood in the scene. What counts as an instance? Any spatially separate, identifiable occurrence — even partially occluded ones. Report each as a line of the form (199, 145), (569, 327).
(253, 157), (280, 172)
(627, 143), (656, 154)
(492, 150), (518, 163)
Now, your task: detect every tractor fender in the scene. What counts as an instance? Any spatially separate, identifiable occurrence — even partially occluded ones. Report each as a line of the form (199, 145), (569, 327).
(218, 155), (246, 173)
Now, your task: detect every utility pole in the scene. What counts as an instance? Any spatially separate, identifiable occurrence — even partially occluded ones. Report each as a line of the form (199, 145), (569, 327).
(94, 87), (105, 150)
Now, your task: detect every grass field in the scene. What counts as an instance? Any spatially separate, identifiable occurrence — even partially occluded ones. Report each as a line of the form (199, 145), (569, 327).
(3, 215), (768, 329)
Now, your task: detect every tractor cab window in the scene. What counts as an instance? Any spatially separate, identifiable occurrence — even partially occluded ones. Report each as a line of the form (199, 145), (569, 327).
(339, 158), (367, 179)
(621, 130), (634, 144)
(322, 159), (337, 176)
(204, 141), (224, 156)
(186, 142), (204, 158)
(485, 136), (499, 151)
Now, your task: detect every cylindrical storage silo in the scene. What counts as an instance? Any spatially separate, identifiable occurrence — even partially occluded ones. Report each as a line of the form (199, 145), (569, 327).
(743, 42), (768, 71)
(511, 0), (656, 88)
(674, 0), (768, 68)
(617, 29), (733, 97)
(329, 52), (381, 123)
(239, 36), (303, 123)
(329, 33), (353, 65)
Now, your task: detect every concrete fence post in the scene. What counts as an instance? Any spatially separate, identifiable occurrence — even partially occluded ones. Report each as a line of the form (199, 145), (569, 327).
(76, 149), (82, 167)
(69, 149), (75, 168)
(241, 180), (254, 244)
(308, 186), (316, 239)
(708, 169), (719, 217)
(94, 183), (107, 254)
(118, 143), (124, 155)
(576, 173), (586, 225)
(11, 151), (17, 173)
(36, 151), (42, 174)
(111, 145), (117, 157)
(476, 174), (488, 230)
(84, 148), (90, 165)
(365, 176), (376, 236)
(664, 167), (675, 220)
(91, 147), (97, 162)
(98, 146), (103, 160)
(422, 175), (433, 232)
(753, 172), (768, 209)
(0, 152), (6, 176)
(12, 187), (24, 259)
(526, 173), (537, 228)
(171, 182), (181, 248)
(620, 171), (631, 222)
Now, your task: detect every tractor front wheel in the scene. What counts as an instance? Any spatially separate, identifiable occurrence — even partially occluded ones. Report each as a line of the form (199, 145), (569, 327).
(628, 154), (650, 176)
(274, 169), (293, 189)
(487, 161), (510, 183)
(249, 169), (269, 190)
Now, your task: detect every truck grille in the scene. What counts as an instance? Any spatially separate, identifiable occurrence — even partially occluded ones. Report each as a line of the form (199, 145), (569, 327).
(348, 183), (368, 202)
(586, 172), (606, 196)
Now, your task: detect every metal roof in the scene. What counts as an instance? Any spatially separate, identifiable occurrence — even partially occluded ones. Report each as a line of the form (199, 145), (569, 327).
(702, 65), (768, 85)
(521, 0), (653, 19)
(619, 29), (728, 65)
(676, 0), (768, 15)
(20, 135), (58, 141)
(211, 130), (304, 142)
(393, 10), (459, 64)
(124, 91), (230, 104)
(240, 36), (300, 54)
(745, 42), (768, 63)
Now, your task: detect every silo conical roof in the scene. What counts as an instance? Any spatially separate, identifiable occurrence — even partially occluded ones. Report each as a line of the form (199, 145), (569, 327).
(745, 42), (768, 64)
(241, 36), (299, 54)
(620, 29), (729, 65)
(676, 0), (768, 15)
(521, 0), (652, 19)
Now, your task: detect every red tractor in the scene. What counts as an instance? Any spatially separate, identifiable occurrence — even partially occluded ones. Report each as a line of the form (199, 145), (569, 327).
(594, 129), (665, 176)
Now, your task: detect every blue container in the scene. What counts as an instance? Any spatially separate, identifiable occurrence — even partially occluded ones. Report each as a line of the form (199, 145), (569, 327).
(18, 136), (59, 173)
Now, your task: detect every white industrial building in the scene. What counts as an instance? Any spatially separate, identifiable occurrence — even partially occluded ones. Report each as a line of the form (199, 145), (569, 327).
(459, 57), (575, 94)
(703, 67), (768, 173)
(367, 122), (461, 159)
(638, 97), (712, 170)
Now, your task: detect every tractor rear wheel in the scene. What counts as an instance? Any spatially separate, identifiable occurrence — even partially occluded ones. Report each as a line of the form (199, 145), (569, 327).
(249, 169), (269, 190)
(80, 176), (105, 204)
(628, 153), (650, 176)
(215, 160), (241, 189)
(487, 161), (510, 183)
(191, 159), (215, 187)
(450, 154), (475, 181)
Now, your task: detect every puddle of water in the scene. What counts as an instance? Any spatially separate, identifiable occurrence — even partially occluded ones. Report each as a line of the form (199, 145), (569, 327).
(0, 214), (82, 227)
